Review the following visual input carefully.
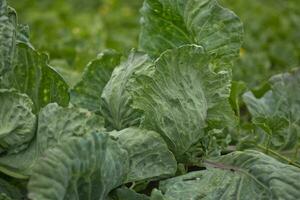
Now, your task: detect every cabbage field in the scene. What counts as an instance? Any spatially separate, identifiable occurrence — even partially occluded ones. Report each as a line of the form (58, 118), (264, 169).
(1, 0), (300, 199)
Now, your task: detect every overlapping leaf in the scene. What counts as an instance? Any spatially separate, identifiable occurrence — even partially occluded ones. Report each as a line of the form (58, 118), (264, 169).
(0, 103), (105, 178)
(0, 89), (36, 154)
(139, 0), (243, 64)
(110, 127), (177, 182)
(152, 150), (300, 200)
(100, 50), (153, 130)
(27, 127), (178, 200)
(28, 132), (129, 200)
(129, 45), (235, 160)
(70, 50), (121, 112)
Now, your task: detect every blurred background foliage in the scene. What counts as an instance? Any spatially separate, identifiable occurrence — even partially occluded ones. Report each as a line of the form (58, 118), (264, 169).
(224, 0), (300, 87)
(8, 0), (300, 87)
(9, 0), (142, 85)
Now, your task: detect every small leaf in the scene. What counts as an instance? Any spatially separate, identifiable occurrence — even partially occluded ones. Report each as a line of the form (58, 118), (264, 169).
(16, 23), (32, 47)
(111, 188), (150, 200)
(70, 50), (121, 112)
(0, 89), (36, 154)
(243, 68), (300, 151)
(149, 190), (165, 200)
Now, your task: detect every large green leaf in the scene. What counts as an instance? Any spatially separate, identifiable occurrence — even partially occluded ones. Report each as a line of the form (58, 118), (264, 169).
(0, 0), (16, 76)
(129, 45), (235, 160)
(139, 0), (243, 63)
(110, 127), (177, 182)
(243, 69), (300, 151)
(70, 50), (121, 112)
(0, 103), (105, 178)
(153, 150), (300, 200)
(100, 50), (153, 130)
(0, 89), (36, 154)
(28, 132), (129, 200)
(0, 43), (69, 113)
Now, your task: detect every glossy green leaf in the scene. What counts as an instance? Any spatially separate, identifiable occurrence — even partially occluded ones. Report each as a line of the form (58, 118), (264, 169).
(154, 150), (300, 200)
(243, 69), (300, 151)
(28, 132), (129, 200)
(139, 0), (243, 63)
(100, 50), (153, 130)
(129, 45), (234, 160)
(0, 0), (16, 75)
(0, 103), (105, 178)
(110, 127), (177, 182)
(0, 89), (36, 154)
(70, 50), (121, 112)
(0, 43), (69, 113)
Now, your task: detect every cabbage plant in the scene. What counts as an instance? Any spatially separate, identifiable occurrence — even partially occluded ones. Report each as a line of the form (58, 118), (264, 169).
(0, 0), (300, 199)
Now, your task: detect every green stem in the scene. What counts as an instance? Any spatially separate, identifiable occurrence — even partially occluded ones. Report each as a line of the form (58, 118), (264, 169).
(294, 145), (299, 161)
(257, 144), (300, 168)
(222, 145), (236, 154)
(129, 182), (136, 190)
